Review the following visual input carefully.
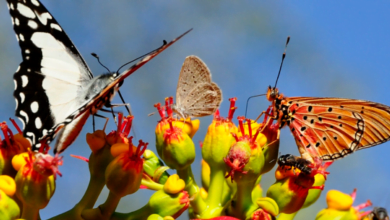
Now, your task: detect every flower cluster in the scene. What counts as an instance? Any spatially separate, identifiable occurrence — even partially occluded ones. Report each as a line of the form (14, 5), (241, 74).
(0, 97), (385, 220)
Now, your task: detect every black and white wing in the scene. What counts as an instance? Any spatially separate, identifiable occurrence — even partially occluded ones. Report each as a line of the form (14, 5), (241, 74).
(7, 0), (93, 150)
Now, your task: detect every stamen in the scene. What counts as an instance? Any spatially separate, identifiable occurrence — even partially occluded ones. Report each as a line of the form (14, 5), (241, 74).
(9, 118), (22, 134)
(154, 103), (166, 119)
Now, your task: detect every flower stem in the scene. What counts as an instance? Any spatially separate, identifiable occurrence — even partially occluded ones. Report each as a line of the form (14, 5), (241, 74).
(49, 149), (111, 220)
(206, 166), (226, 207)
(176, 166), (206, 215)
(81, 191), (121, 220)
(141, 178), (163, 191)
(199, 166), (227, 218)
(21, 202), (39, 220)
(234, 180), (257, 219)
(277, 212), (297, 220)
(111, 204), (152, 220)
(99, 192), (122, 218)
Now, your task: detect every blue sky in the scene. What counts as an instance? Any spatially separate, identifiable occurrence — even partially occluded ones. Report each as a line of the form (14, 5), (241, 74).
(1, 1), (390, 219)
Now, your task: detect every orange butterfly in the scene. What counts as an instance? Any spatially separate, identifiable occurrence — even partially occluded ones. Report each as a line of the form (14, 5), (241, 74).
(261, 37), (390, 161)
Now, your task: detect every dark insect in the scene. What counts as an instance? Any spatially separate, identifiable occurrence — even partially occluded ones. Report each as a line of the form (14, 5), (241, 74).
(277, 154), (312, 175)
(366, 207), (389, 220)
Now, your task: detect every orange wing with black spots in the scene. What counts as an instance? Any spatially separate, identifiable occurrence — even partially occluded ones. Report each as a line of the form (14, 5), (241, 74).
(284, 97), (390, 161)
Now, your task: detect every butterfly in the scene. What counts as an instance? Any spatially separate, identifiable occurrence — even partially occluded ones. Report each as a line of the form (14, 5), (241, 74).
(262, 37), (390, 161)
(173, 55), (222, 119)
(6, 0), (191, 153)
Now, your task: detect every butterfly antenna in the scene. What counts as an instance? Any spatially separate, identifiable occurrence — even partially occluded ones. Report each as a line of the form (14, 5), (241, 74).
(274, 36), (290, 89)
(245, 94), (266, 118)
(116, 40), (168, 73)
(91, 53), (112, 73)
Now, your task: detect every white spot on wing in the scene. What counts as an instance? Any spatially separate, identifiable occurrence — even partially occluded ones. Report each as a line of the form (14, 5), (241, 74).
(17, 3), (36, 19)
(20, 93), (25, 103)
(31, 101), (39, 113)
(35, 117), (42, 129)
(14, 79), (17, 90)
(15, 18), (20, 26)
(17, 116), (25, 129)
(21, 75), (28, 87)
(27, 68), (31, 72)
(37, 12), (52, 25)
(16, 66), (20, 72)
(15, 34), (19, 41)
(28, 20), (38, 29)
(25, 49), (30, 54)
(19, 34), (25, 42)
(31, 0), (40, 6)
(42, 129), (48, 136)
(20, 110), (29, 123)
(65, 118), (72, 123)
(50, 23), (62, 31)
(26, 56), (30, 60)
(26, 132), (35, 144)
(15, 98), (18, 110)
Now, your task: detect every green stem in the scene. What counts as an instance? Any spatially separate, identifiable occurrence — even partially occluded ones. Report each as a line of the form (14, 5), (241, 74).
(141, 178), (163, 191)
(110, 204), (152, 220)
(176, 166), (206, 215)
(21, 203), (39, 220)
(235, 180), (256, 219)
(277, 212), (297, 220)
(197, 165), (228, 218)
(49, 149), (111, 220)
(206, 166), (226, 207)
(81, 192), (121, 220)
(99, 192), (122, 218)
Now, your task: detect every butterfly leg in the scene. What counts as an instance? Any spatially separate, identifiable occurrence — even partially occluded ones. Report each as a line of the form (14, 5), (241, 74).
(93, 113), (109, 132)
(106, 103), (132, 115)
(117, 90), (131, 115)
(255, 111), (274, 122)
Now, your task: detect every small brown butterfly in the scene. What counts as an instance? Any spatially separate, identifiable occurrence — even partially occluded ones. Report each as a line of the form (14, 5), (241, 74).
(173, 56), (222, 119)
(261, 37), (390, 161)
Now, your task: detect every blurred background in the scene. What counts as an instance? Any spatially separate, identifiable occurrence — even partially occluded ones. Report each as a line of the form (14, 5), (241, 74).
(1, 1), (390, 219)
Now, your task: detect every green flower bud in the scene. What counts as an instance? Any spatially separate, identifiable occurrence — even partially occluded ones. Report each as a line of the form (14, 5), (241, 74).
(316, 189), (371, 220)
(147, 214), (165, 220)
(202, 98), (238, 168)
(15, 152), (61, 210)
(255, 197), (279, 217)
(149, 188), (189, 219)
(224, 117), (264, 184)
(143, 149), (169, 184)
(155, 116), (195, 170)
(0, 189), (20, 220)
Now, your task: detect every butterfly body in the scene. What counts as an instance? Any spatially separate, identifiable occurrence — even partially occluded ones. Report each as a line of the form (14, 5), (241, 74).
(7, 0), (190, 153)
(173, 55), (222, 119)
(266, 87), (390, 161)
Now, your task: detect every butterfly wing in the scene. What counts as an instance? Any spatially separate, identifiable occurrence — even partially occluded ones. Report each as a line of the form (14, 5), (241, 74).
(7, 0), (93, 150)
(175, 55), (222, 118)
(285, 97), (390, 161)
(50, 29), (192, 153)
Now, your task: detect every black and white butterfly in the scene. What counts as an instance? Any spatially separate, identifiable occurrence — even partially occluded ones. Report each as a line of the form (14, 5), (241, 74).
(6, 0), (190, 153)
